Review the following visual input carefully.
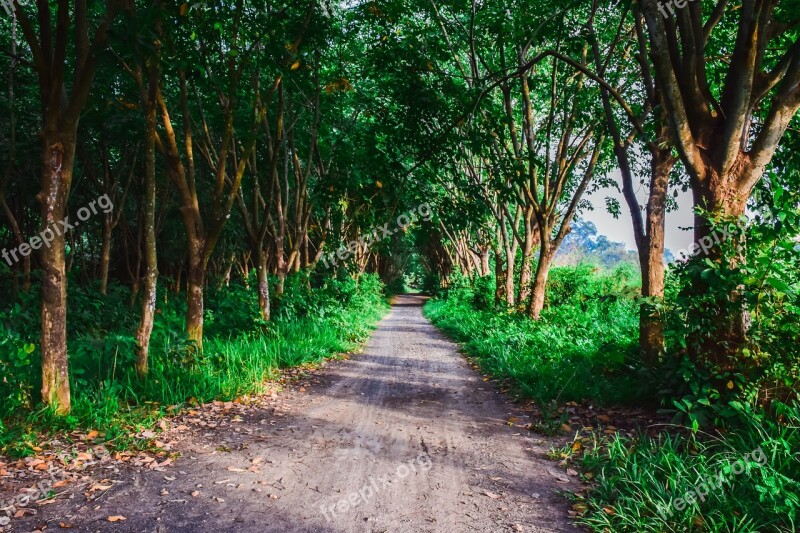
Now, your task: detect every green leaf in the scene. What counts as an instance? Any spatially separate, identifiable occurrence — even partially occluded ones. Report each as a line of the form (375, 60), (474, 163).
(765, 277), (792, 294)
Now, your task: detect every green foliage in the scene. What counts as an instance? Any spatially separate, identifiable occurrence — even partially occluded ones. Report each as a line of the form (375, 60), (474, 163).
(659, 208), (800, 428)
(425, 265), (644, 406)
(0, 274), (388, 454)
(574, 403), (800, 532)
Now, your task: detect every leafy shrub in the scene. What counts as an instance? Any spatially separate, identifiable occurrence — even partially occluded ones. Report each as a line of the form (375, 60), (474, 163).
(425, 265), (644, 406)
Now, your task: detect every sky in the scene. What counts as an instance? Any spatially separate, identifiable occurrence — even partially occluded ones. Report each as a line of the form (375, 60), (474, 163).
(583, 168), (696, 256)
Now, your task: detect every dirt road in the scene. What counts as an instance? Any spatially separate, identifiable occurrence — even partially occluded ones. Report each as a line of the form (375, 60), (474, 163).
(12, 295), (577, 532)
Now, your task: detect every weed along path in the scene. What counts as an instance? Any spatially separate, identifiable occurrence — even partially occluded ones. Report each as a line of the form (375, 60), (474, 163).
(11, 295), (576, 532)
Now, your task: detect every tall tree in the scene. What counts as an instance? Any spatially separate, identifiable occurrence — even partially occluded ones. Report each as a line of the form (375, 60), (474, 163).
(639, 0), (800, 358)
(15, 0), (122, 413)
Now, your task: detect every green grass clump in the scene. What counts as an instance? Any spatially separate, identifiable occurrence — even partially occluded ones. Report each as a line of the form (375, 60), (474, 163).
(0, 273), (388, 455)
(574, 403), (800, 532)
(424, 264), (644, 406)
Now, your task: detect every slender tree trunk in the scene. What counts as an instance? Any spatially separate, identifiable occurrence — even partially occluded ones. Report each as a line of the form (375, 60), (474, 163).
(99, 214), (112, 294)
(479, 246), (490, 276)
(186, 247), (205, 348)
(1, 200), (31, 291)
(275, 234), (287, 296)
(638, 152), (671, 363)
(39, 132), (76, 414)
(135, 69), (159, 377)
(493, 244), (506, 307)
(528, 239), (555, 320)
(518, 212), (536, 304)
(504, 249), (516, 308)
(257, 247), (271, 321)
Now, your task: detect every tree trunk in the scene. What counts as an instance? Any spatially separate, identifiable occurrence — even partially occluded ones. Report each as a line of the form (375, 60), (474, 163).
(257, 247), (271, 321)
(186, 247), (205, 348)
(528, 241), (555, 320)
(275, 234), (287, 296)
(135, 73), (158, 377)
(692, 181), (750, 365)
(493, 245), (506, 307)
(99, 214), (112, 295)
(39, 133), (75, 415)
(518, 212), (537, 304)
(637, 150), (672, 364)
(504, 249), (516, 308)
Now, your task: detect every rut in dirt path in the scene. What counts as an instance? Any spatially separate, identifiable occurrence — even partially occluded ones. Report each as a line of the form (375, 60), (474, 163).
(16, 294), (578, 533)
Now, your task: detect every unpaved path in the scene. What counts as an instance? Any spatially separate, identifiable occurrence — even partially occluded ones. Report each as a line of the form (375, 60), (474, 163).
(13, 295), (577, 532)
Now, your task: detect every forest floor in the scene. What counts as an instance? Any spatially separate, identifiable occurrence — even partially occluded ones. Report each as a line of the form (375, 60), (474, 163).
(4, 295), (579, 533)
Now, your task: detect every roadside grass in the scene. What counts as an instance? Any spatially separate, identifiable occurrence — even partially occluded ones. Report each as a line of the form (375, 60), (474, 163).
(424, 264), (645, 407)
(567, 403), (800, 532)
(0, 273), (388, 457)
(425, 264), (800, 532)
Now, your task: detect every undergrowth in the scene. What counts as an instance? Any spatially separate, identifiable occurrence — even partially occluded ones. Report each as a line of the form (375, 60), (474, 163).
(0, 273), (388, 456)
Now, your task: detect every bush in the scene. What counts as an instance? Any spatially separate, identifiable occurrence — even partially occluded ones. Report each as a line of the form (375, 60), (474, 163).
(425, 264), (644, 406)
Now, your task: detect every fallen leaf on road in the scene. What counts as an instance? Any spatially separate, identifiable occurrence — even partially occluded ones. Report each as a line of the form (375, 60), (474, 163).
(547, 470), (571, 483)
(227, 466), (247, 472)
(483, 491), (501, 499)
(107, 516), (127, 522)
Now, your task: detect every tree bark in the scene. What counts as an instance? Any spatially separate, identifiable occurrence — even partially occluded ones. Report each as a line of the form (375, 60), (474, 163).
(186, 248), (205, 347)
(257, 247), (271, 321)
(99, 214), (112, 295)
(135, 54), (159, 377)
(528, 241), (555, 320)
(39, 132), (76, 414)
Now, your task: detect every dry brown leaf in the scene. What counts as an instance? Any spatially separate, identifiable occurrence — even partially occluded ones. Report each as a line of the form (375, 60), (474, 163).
(107, 516), (127, 522)
(571, 503), (588, 514)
